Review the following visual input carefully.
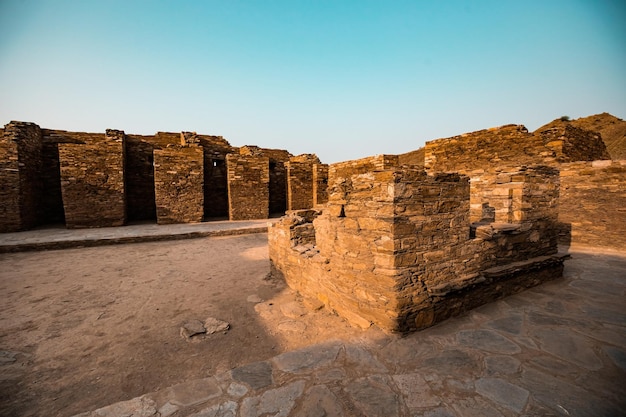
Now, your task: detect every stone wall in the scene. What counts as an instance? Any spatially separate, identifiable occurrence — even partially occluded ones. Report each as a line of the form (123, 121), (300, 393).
(424, 125), (546, 173)
(558, 160), (626, 251)
(536, 123), (610, 162)
(42, 129), (115, 224)
(153, 145), (204, 224)
(58, 130), (126, 228)
(0, 122), (42, 232)
(313, 164), (329, 206)
(270, 157), (564, 333)
(226, 153), (270, 220)
(286, 161), (314, 211)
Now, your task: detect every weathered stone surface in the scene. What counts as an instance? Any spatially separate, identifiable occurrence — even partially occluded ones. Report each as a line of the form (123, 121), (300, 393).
(345, 375), (400, 417)
(531, 327), (603, 370)
(59, 132), (126, 229)
(240, 380), (305, 417)
(296, 384), (345, 417)
(204, 317), (230, 334)
(392, 373), (440, 409)
(457, 329), (521, 354)
(475, 377), (529, 413)
(154, 146), (204, 224)
(180, 320), (206, 339)
(484, 355), (521, 375)
(166, 377), (222, 407)
(187, 401), (237, 417)
(272, 342), (342, 373)
(231, 361), (273, 390)
(227, 153), (270, 220)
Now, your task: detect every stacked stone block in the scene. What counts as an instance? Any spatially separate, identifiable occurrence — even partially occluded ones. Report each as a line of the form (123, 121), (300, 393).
(270, 156), (565, 333)
(286, 161), (314, 210)
(226, 153), (270, 220)
(536, 122), (611, 162)
(153, 143), (204, 225)
(0, 122), (42, 232)
(313, 164), (329, 205)
(558, 160), (626, 251)
(58, 130), (126, 228)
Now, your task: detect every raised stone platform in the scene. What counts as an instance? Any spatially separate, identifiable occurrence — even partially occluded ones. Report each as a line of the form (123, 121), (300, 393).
(0, 219), (277, 253)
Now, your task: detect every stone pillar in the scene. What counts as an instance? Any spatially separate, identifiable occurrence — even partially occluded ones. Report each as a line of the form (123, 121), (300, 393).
(313, 163), (329, 206)
(0, 121), (43, 232)
(153, 142), (204, 225)
(226, 153), (269, 220)
(59, 130), (126, 228)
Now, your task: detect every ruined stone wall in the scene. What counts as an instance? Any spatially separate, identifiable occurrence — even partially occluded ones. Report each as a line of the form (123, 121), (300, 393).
(58, 130), (126, 228)
(270, 158), (564, 333)
(558, 160), (626, 251)
(286, 161), (315, 210)
(0, 122), (42, 232)
(536, 123), (610, 162)
(226, 154), (270, 220)
(313, 164), (329, 205)
(153, 146), (204, 224)
(424, 125), (546, 173)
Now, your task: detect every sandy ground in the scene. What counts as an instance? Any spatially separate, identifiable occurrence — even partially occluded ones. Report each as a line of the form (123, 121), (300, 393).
(0, 233), (378, 417)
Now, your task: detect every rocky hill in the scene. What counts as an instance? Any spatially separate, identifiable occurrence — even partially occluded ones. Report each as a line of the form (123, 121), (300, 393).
(535, 113), (626, 160)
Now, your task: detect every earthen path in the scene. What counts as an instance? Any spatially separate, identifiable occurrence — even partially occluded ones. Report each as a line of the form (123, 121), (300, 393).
(74, 248), (625, 417)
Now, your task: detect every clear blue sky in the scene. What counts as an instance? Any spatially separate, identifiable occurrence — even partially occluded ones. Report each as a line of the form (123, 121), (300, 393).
(1, 0), (624, 163)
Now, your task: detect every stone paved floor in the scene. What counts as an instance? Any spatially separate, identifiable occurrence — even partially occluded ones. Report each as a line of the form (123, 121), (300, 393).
(72, 248), (626, 417)
(0, 219), (277, 252)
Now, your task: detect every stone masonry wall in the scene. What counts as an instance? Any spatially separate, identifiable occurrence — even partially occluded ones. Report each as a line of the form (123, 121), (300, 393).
(58, 130), (126, 228)
(286, 161), (314, 210)
(153, 145), (204, 224)
(41, 129), (93, 224)
(558, 160), (626, 251)
(313, 164), (329, 206)
(424, 125), (547, 173)
(536, 123), (610, 162)
(270, 157), (564, 333)
(0, 122), (42, 232)
(226, 153), (270, 220)
(1, 121), (298, 231)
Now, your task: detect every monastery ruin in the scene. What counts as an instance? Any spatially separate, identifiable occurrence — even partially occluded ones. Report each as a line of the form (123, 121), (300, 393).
(1, 115), (625, 333)
(0, 121), (327, 231)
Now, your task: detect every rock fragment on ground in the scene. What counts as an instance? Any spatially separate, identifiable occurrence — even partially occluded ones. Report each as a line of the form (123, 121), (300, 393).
(205, 317), (230, 334)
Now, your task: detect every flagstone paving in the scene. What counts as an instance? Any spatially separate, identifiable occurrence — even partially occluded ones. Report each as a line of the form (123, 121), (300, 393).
(72, 248), (625, 417)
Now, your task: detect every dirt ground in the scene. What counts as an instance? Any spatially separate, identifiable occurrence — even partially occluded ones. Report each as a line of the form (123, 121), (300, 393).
(0, 233), (381, 417)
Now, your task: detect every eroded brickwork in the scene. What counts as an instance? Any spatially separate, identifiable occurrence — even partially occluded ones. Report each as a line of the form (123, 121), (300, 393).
(226, 153), (270, 220)
(58, 130), (126, 228)
(536, 123), (610, 162)
(558, 160), (626, 251)
(154, 144), (204, 224)
(0, 122), (42, 232)
(270, 156), (564, 333)
(313, 164), (329, 206)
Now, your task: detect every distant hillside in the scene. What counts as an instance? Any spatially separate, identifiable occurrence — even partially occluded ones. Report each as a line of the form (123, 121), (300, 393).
(536, 113), (626, 160)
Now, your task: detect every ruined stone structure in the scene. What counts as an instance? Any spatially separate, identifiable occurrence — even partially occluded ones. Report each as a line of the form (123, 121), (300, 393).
(0, 121), (325, 232)
(269, 155), (566, 333)
(558, 160), (626, 251)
